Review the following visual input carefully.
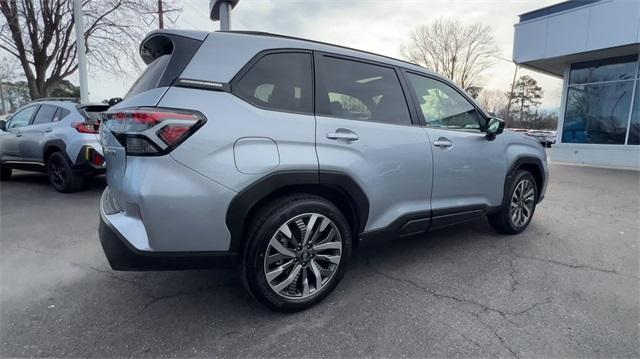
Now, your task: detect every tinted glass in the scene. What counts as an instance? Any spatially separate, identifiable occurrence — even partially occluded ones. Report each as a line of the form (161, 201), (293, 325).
(8, 106), (38, 129)
(32, 105), (58, 124)
(125, 54), (170, 99)
(406, 73), (481, 131)
(628, 81), (639, 145)
(234, 52), (313, 114)
(569, 56), (638, 85)
(316, 56), (411, 125)
(562, 81), (633, 145)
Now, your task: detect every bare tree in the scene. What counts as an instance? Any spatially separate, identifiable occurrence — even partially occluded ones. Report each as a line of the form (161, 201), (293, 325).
(477, 88), (507, 116)
(0, 0), (181, 99)
(401, 18), (499, 93)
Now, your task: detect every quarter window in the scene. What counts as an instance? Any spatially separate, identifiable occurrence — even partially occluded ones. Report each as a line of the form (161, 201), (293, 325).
(32, 105), (58, 125)
(316, 56), (411, 125)
(233, 52), (313, 114)
(406, 73), (481, 131)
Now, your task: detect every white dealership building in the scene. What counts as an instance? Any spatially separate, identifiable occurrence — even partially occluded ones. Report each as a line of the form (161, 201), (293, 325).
(513, 0), (639, 168)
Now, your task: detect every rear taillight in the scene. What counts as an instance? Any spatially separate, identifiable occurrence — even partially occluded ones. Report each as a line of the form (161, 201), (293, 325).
(101, 108), (205, 156)
(72, 122), (100, 134)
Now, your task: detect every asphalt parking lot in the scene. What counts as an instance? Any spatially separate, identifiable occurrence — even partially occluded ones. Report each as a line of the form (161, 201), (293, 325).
(1, 164), (638, 358)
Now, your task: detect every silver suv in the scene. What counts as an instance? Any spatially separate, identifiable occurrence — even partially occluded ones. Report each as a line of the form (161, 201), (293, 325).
(99, 30), (548, 312)
(0, 99), (108, 192)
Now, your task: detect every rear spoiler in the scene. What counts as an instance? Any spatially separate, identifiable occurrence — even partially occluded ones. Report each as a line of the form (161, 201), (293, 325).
(137, 30), (207, 90)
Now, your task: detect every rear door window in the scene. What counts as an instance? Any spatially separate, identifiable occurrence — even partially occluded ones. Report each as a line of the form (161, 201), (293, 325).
(125, 54), (171, 99)
(315, 55), (411, 125)
(32, 105), (58, 125)
(233, 52), (313, 114)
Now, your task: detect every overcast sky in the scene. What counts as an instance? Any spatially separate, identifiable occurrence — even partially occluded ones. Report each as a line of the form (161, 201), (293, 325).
(84, 0), (564, 110)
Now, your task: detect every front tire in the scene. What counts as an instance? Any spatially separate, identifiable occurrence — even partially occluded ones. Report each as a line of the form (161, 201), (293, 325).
(46, 152), (84, 193)
(241, 194), (352, 312)
(488, 170), (538, 234)
(0, 166), (11, 181)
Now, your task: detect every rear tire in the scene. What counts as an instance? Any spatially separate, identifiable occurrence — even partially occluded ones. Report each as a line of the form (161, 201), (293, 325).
(241, 194), (352, 312)
(46, 152), (84, 193)
(488, 170), (538, 234)
(0, 166), (11, 181)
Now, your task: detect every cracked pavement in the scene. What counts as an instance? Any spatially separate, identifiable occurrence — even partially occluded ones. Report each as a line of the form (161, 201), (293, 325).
(1, 164), (639, 358)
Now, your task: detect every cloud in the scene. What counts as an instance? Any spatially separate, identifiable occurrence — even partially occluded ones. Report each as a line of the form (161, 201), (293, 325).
(88, 0), (563, 109)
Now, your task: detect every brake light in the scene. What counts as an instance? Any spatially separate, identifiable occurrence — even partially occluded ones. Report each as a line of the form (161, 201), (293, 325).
(101, 108), (205, 155)
(72, 122), (99, 134)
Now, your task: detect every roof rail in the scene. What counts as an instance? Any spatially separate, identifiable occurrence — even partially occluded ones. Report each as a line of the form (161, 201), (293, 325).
(31, 97), (80, 103)
(220, 31), (424, 69)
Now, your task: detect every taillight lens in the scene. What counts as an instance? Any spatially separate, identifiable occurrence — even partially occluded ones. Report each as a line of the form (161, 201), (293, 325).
(100, 108), (205, 155)
(72, 122), (100, 134)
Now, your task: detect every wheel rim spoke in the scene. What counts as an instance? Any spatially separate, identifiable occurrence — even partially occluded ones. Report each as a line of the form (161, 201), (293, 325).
(312, 241), (341, 252)
(264, 213), (342, 299)
(509, 178), (536, 228)
(316, 254), (341, 264)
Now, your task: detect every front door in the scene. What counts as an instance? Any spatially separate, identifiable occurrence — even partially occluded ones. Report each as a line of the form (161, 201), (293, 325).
(0, 105), (39, 162)
(314, 54), (433, 235)
(404, 72), (508, 226)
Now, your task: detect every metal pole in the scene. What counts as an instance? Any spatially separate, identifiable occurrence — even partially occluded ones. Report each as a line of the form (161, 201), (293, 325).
(73, 0), (89, 103)
(505, 65), (518, 126)
(219, 1), (231, 31)
(158, 0), (164, 29)
(0, 82), (5, 115)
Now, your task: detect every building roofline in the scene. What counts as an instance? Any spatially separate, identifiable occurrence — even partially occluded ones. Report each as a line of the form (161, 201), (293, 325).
(518, 0), (601, 22)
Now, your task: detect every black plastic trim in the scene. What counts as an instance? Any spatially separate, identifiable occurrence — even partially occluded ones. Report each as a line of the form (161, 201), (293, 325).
(99, 213), (237, 271)
(430, 205), (488, 230)
(505, 156), (546, 203)
(359, 210), (431, 245)
(225, 170), (370, 252)
(72, 145), (106, 174)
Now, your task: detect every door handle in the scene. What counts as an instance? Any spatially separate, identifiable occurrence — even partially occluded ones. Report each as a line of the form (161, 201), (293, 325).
(15, 132), (22, 137)
(104, 149), (116, 155)
(327, 129), (359, 142)
(433, 138), (452, 148)
(44, 128), (52, 132)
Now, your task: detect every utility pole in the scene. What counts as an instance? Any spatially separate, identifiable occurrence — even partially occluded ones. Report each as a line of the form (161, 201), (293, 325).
(0, 82), (5, 115)
(209, 0), (239, 31)
(73, 0), (89, 103)
(506, 65), (519, 126)
(158, 0), (164, 29)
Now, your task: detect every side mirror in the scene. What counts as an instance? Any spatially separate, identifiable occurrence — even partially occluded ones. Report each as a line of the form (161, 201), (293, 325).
(485, 117), (505, 141)
(0, 120), (6, 131)
(108, 97), (123, 107)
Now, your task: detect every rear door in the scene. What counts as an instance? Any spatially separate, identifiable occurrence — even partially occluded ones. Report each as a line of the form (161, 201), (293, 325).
(314, 53), (433, 234)
(404, 72), (508, 226)
(21, 104), (58, 162)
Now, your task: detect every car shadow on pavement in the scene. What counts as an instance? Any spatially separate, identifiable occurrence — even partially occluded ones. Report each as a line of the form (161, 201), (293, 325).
(2, 171), (106, 191)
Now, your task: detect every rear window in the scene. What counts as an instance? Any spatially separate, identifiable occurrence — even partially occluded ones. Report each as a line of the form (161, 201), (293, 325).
(125, 55), (171, 99)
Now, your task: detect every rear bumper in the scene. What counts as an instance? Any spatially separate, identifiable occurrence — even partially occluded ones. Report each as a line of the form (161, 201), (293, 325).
(99, 193), (238, 271)
(72, 145), (106, 175)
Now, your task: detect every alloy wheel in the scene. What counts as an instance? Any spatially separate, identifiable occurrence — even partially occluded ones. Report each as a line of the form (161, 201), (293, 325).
(48, 156), (67, 186)
(263, 213), (342, 300)
(510, 179), (535, 227)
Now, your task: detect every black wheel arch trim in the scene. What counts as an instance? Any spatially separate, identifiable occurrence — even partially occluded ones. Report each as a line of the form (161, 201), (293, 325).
(42, 139), (70, 164)
(225, 170), (370, 252)
(505, 156), (546, 203)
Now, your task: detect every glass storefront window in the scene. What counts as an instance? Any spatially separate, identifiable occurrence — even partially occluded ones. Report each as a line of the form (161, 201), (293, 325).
(628, 82), (639, 145)
(569, 56), (637, 85)
(562, 82), (633, 144)
(562, 56), (639, 145)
